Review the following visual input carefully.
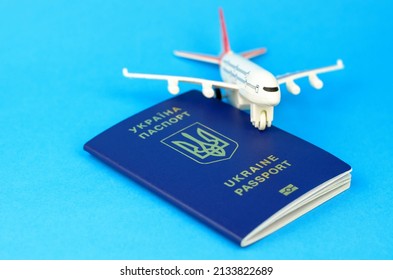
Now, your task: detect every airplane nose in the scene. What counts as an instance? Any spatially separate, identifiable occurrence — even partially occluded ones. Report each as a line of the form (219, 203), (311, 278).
(264, 90), (281, 106)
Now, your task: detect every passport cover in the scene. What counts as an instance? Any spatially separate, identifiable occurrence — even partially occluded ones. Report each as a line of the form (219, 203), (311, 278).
(84, 90), (351, 247)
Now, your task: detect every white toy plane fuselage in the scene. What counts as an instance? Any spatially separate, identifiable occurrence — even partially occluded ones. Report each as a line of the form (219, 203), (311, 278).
(123, 9), (343, 130)
(220, 52), (280, 129)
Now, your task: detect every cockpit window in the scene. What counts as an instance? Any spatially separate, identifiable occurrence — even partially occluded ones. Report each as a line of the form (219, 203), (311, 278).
(263, 86), (279, 92)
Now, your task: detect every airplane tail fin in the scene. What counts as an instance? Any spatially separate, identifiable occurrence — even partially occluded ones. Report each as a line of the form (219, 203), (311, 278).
(219, 8), (268, 60)
(173, 8), (231, 65)
(174, 9), (267, 63)
(219, 8), (231, 55)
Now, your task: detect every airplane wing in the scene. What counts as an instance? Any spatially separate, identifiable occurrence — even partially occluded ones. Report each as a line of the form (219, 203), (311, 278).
(276, 59), (344, 95)
(122, 68), (239, 98)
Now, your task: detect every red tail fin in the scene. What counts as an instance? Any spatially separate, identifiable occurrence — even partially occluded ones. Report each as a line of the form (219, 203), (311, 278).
(219, 8), (231, 54)
(173, 9), (231, 64)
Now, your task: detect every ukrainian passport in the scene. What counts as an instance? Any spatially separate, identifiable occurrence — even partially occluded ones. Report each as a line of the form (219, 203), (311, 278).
(84, 90), (351, 247)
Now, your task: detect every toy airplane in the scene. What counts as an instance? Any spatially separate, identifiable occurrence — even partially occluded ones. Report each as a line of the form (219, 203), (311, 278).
(123, 8), (344, 130)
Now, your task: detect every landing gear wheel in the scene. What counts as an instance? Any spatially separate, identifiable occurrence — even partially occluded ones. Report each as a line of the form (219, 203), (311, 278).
(258, 112), (267, 130)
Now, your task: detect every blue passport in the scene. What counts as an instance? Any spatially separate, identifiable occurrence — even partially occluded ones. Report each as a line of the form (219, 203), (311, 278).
(84, 90), (351, 247)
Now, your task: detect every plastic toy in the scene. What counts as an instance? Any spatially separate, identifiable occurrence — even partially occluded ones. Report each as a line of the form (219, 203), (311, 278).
(123, 8), (344, 130)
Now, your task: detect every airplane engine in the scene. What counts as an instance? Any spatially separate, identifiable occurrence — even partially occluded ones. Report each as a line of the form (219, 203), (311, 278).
(286, 80), (301, 95)
(202, 83), (215, 98)
(309, 74), (323, 89)
(168, 79), (180, 95)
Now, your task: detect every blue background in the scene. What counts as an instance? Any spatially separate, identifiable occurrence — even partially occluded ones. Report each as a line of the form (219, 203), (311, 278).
(1, 0), (392, 259)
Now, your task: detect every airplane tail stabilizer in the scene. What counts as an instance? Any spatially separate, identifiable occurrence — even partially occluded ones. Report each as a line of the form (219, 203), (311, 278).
(173, 8), (232, 65)
(240, 47), (267, 59)
(173, 50), (221, 64)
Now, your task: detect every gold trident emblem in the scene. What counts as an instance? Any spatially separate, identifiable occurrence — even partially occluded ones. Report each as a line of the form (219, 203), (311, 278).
(172, 128), (229, 159)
